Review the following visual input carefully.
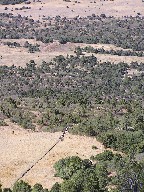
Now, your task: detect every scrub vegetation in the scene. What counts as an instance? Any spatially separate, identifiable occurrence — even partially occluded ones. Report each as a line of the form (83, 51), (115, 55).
(0, 4), (144, 191)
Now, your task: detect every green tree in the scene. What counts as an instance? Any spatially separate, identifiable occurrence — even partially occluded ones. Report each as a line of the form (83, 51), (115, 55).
(54, 156), (91, 179)
(13, 180), (32, 192)
(61, 168), (106, 192)
(50, 182), (60, 192)
(93, 150), (114, 161)
(75, 46), (82, 57)
(32, 183), (43, 192)
(95, 163), (108, 189)
(116, 158), (144, 192)
(60, 180), (78, 192)
(3, 189), (12, 192)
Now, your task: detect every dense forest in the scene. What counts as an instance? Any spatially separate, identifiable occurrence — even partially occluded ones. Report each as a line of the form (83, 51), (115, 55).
(0, 12), (144, 191)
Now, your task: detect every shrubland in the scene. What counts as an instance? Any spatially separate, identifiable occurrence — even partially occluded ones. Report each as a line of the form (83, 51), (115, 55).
(0, 12), (144, 191)
(0, 55), (143, 153)
(0, 13), (144, 51)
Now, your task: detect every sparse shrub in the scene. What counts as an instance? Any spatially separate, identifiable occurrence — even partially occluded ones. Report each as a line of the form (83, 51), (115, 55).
(92, 145), (98, 150)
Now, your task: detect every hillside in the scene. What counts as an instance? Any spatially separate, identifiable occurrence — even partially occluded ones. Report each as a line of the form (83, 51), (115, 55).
(0, 0), (144, 191)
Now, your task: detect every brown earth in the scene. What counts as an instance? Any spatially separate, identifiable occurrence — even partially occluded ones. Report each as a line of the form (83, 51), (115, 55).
(0, 120), (106, 189)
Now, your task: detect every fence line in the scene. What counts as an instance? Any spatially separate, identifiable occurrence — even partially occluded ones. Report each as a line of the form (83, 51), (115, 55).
(12, 126), (70, 187)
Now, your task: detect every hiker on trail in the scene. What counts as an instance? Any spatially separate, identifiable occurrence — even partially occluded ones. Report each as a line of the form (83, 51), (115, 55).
(62, 129), (66, 134)
(63, 127), (68, 133)
(62, 127), (67, 134)
(59, 133), (64, 141)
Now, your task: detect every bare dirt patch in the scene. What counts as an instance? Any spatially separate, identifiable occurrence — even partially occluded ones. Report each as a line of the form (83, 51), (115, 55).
(0, 122), (105, 189)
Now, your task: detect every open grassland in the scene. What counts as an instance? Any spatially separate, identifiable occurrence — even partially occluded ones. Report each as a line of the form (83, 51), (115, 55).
(0, 40), (144, 67)
(0, 121), (106, 189)
(0, 0), (143, 20)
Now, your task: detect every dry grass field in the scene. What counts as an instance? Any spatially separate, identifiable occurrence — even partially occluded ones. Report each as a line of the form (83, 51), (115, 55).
(0, 0), (144, 66)
(0, 0), (143, 20)
(0, 40), (144, 67)
(0, 120), (106, 189)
